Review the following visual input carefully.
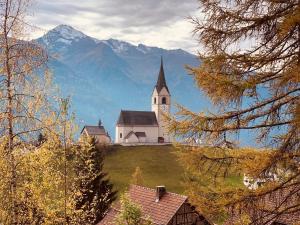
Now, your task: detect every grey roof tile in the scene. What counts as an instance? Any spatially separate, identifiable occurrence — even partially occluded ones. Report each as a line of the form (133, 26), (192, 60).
(117, 110), (158, 126)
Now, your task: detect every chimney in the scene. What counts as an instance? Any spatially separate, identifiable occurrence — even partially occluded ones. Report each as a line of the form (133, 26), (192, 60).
(155, 186), (166, 202)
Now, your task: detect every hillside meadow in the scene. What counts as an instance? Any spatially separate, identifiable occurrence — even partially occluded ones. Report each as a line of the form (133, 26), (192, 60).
(103, 145), (184, 194)
(103, 145), (243, 195)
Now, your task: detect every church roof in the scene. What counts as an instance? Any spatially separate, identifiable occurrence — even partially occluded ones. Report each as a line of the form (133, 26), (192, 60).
(81, 125), (107, 135)
(155, 57), (169, 94)
(117, 110), (158, 126)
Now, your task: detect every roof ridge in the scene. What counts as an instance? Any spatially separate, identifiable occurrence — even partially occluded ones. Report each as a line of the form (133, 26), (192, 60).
(81, 125), (106, 135)
(130, 185), (188, 199)
(167, 191), (188, 199)
(130, 184), (154, 192)
(121, 110), (155, 113)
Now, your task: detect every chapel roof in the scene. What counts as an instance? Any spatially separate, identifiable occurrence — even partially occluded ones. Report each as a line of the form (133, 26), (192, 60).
(117, 110), (158, 126)
(81, 125), (107, 136)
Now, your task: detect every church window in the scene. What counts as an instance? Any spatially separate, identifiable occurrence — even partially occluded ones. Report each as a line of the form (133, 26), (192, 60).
(120, 133), (122, 138)
(154, 97), (156, 104)
(162, 97), (167, 104)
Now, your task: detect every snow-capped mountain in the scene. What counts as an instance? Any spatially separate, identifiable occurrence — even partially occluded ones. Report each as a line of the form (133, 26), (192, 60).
(36, 25), (208, 138)
(41, 24), (87, 46)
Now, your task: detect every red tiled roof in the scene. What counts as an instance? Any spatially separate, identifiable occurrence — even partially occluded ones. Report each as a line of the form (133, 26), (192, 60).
(98, 208), (118, 225)
(98, 185), (188, 225)
(129, 185), (188, 224)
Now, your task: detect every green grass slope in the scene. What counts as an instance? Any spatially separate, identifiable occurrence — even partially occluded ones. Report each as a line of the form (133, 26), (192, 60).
(103, 145), (185, 195)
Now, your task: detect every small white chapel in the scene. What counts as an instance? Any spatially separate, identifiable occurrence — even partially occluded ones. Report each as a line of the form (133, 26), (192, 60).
(115, 58), (172, 144)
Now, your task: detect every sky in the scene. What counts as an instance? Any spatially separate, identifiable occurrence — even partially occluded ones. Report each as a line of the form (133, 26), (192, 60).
(28, 0), (202, 53)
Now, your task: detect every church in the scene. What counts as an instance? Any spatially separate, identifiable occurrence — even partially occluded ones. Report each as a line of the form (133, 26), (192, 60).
(115, 58), (172, 144)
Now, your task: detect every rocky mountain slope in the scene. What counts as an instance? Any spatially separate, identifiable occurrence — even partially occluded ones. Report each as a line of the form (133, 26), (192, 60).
(36, 25), (208, 139)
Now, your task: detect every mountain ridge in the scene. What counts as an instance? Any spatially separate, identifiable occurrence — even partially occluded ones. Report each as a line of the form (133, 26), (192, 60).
(39, 24), (189, 55)
(36, 24), (207, 140)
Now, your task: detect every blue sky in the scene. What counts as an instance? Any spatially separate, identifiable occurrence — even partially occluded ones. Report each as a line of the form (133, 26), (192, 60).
(29, 0), (201, 53)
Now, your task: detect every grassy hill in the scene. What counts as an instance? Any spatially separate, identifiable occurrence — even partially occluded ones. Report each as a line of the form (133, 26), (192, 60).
(103, 145), (185, 194)
(104, 144), (243, 197)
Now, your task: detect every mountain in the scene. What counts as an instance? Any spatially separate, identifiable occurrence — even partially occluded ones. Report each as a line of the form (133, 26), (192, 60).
(36, 25), (208, 140)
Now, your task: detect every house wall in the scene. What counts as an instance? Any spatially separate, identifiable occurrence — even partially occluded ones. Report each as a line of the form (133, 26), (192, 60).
(80, 130), (111, 144)
(168, 203), (211, 225)
(115, 126), (159, 144)
(95, 134), (111, 144)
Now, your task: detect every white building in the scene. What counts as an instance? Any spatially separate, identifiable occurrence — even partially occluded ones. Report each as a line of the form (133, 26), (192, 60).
(115, 58), (172, 144)
(243, 173), (279, 190)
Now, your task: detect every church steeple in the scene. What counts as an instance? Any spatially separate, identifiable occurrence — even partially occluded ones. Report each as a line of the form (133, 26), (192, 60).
(155, 57), (169, 93)
(151, 57), (171, 142)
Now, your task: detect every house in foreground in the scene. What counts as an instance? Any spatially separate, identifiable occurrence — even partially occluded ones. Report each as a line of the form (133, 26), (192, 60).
(98, 185), (211, 225)
(224, 185), (300, 225)
(80, 120), (111, 144)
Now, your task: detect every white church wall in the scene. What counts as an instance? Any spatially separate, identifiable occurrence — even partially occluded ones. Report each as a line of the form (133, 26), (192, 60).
(151, 87), (170, 104)
(138, 136), (146, 142)
(115, 126), (158, 144)
(159, 87), (170, 101)
(151, 87), (171, 142)
(151, 89), (159, 119)
(115, 126), (125, 143)
(126, 133), (139, 143)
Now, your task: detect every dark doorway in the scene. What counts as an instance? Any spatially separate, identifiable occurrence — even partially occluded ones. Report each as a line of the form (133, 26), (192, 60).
(158, 137), (164, 143)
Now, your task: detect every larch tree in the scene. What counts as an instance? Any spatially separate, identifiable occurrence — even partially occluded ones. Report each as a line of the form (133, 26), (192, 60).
(167, 0), (300, 223)
(0, 0), (59, 223)
(20, 107), (78, 224)
(72, 137), (117, 225)
(115, 193), (153, 225)
(131, 166), (144, 186)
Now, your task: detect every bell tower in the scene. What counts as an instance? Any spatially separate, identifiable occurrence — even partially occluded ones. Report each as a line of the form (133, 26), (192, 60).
(151, 57), (171, 142)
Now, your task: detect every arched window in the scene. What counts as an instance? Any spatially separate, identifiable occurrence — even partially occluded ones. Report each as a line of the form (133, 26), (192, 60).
(162, 97), (167, 104)
(154, 97), (156, 104)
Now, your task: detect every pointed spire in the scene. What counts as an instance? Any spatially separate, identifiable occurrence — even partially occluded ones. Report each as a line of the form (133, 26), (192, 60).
(155, 56), (169, 93)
